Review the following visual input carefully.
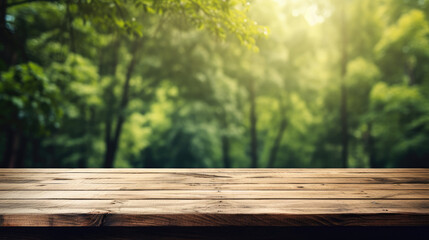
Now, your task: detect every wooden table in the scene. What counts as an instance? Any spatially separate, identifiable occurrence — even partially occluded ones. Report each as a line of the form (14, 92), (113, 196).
(0, 168), (428, 239)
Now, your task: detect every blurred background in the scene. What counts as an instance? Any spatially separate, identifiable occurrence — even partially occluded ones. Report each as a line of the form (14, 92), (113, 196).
(1, 0), (428, 168)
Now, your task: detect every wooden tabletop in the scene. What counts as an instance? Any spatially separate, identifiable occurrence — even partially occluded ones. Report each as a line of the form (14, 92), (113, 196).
(0, 168), (428, 227)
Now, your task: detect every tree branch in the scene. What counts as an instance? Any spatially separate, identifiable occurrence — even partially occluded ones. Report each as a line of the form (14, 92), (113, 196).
(7, 0), (53, 8)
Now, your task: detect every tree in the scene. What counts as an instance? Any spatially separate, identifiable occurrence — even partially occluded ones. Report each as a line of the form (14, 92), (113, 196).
(2, 0), (429, 169)
(100, 0), (266, 167)
(2, 0), (266, 168)
(0, 62), (61, 167)
(339, 0), (349, 168)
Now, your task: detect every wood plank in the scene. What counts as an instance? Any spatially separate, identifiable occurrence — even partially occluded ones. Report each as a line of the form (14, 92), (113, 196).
(1, 213), (429, 227)
(1, 190), (428, 200)
(1, 176), (428, 184)
(1, 183), (428, 191)
(0, 168), (427, 227)
(0, 199), (427, 213)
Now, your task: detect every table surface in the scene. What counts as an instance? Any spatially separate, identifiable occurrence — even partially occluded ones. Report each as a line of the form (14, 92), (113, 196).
(0, 168), (428, 227)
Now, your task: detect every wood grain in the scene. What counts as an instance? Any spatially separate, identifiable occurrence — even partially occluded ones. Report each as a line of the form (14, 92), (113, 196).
(1, 190), (429, 199)
(0, 168), (427, 227)
(1, 183), (428, 190)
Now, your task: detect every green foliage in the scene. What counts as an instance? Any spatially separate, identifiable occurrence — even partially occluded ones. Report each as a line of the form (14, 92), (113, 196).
(376, 9), (429, 84)
(155, 0), (268, 50)
(0, 62), (61, 135)
(369, 83), (429, 167)
(48, 54), (100, 108)
(346, 58), (380, 115)
(1, 0), (429, 168)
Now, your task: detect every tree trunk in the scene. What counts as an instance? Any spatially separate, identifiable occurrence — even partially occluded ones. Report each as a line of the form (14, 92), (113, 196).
(47, 145), (57, 167)
(32, 138), (41, 166)
(221, 135), (231, 168)
(7, 131), (20, 168)
(0, 0), (12, 67)
(143, 147), (155, 168)
(220, 110), (231, 168)
(78, 106), (89, 168)
(16, 135), (27, 168)
(249, 79), (258, 168)
(103, 39), (142, 168)
(267, 95), (287, 168)
(0, 0), (26, 67)
(340, 1), (348, 168)
(104, 142), (115, 168)
(78, 148), (87, 168)
(2, 129), (13, 167)
(367, 122), (376, 168)
(0, 0), (6, 29)
(102, 38), (121, 168)
(104, 100), (114, 167)
(267, 118), (287, 168)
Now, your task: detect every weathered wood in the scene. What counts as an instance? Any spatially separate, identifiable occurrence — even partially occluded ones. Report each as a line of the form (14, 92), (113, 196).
(1, 213), (429, 227)
(0, 168), (428, 227)
(1, 190), (429, 199)
(1, 183), (428, 191)
(1, 176), (428, 184)
(0, 198), (428, 211)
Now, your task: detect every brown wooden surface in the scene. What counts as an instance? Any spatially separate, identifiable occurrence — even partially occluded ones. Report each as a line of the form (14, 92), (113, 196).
(0, 168), (428, 227)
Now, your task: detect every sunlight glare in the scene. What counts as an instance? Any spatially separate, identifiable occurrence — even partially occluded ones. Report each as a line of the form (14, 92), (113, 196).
(273, 0), (332, 26)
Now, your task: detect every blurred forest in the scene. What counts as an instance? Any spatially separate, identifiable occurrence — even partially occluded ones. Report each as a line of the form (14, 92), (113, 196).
(1, 0), (429, 168)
